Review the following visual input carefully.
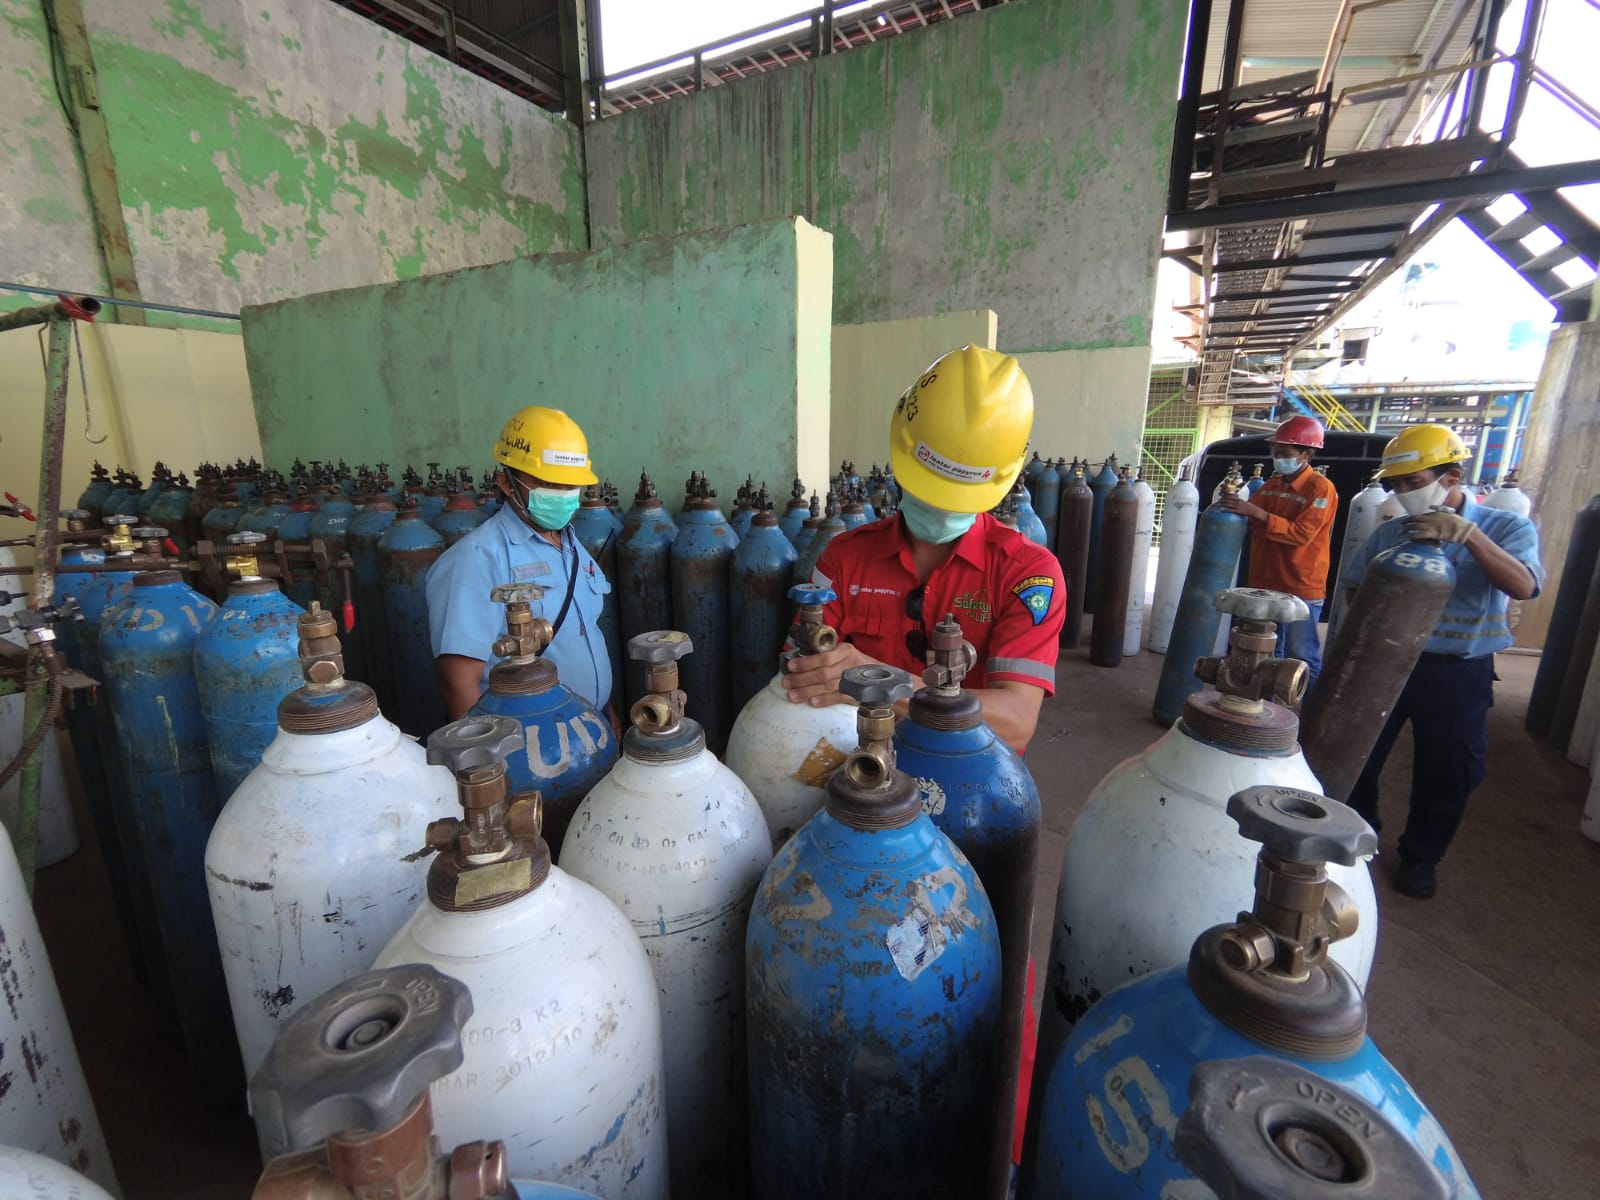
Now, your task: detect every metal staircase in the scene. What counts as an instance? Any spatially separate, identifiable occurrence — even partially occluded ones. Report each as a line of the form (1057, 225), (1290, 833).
(1459, 153), (1600, 324)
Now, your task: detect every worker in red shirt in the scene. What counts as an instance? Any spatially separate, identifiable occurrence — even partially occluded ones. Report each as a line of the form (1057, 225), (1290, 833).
(781, 343), (1064, 755)
(1216, 415), (1338, 680)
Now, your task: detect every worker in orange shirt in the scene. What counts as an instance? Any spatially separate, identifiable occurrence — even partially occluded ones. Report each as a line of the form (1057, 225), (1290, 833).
(1216, 415), (1338, 680)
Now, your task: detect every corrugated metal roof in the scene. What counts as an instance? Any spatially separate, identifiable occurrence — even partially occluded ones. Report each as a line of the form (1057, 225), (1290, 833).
(1203, 0), (1484, 160)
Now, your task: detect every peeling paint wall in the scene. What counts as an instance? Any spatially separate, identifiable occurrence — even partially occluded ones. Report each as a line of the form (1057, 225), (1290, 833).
(0, 0), (585, 322)
(242, 218), (834, 501)
(584, 0), (1185, 356)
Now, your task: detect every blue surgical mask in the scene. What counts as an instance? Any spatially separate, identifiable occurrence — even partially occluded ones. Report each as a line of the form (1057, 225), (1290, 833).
(522, 484), (581, 531)
(1273, 456), (1303, 477)
(900, 492), (976, 545)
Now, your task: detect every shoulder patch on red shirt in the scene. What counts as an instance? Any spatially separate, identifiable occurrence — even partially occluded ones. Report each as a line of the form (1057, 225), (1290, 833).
(1012, 575), (1055, 625)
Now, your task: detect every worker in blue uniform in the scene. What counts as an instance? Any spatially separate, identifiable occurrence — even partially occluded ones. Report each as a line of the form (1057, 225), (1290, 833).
(426, 406), (615, 722)
(1338, 424), (1543, 899)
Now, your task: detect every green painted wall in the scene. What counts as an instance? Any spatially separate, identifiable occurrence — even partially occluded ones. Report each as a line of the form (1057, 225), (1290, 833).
(0, 0), (585, 323)
(242, 218), (834, 500)
(584, 0), (1187, 355)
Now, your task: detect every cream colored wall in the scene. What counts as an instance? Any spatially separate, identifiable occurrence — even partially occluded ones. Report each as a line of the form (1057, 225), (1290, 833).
(1013, 346), (1154, 465)
(829, 310), (998, 472)
(794, 220), (837, 496)
(0, 323), (260, 548)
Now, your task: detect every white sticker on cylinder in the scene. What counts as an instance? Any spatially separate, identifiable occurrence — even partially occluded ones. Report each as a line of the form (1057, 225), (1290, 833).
(917, 777), (946, 816)
(886, 892), (948, 982)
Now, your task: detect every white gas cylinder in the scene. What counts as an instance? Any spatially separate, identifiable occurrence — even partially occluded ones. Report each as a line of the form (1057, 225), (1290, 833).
(724, 675), (856, 846)
(0, 825), (118, 1195)
(206, 604), (457, 1079)
(1326, 480), (1386, 637)
(373, 716), (668, 1199)
(0, 1146), (115, 1199)
(0, 688), (76, 868)
(563, 633), (773, 1200)
(1480, 480), (1532, 517)
(1037, 720), (1378, 1074)
(1146, 473), (1198, 653)
(1122, 474), (1157, 656)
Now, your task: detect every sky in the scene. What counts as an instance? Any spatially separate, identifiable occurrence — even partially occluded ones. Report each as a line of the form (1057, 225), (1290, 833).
(600, 0), (819, 77)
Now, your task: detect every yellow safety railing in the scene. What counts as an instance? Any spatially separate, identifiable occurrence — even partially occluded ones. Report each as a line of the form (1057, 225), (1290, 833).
(1286, 376), (1366, 434)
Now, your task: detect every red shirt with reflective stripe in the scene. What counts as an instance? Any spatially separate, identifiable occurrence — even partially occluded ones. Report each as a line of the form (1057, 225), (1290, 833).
(811, 513), (1064, 695)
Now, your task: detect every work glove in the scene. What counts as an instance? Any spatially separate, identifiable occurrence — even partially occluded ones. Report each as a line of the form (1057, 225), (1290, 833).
(1402, 507), (1474, 544)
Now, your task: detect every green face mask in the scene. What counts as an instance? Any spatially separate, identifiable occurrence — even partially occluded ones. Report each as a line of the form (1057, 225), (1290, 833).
(518, 482), (581, 531)
(899, 492), (976, 545)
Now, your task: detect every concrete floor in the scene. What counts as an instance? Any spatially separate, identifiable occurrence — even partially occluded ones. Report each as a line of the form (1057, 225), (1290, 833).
(31, 641), (1600, 1198)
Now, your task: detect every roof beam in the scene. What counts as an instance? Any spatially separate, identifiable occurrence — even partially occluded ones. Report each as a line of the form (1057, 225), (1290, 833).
(1167, 158), (1600, 230)
(1211, 284), (1361, 302)
(1213, 249), (1394, 272)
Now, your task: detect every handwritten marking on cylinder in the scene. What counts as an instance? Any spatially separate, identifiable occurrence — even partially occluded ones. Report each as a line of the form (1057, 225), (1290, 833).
(133, 606), (164, 632)
(792, 738), (848, 788)
(763, 853), (833, 921)
(1073, 1013), (1135, 1066)
(916, 776), (947, 816)
(1087, 1055), (1177, 1174)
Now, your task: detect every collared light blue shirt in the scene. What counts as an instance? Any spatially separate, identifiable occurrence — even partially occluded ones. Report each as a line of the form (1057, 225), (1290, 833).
(1341, 492), (1544, 659)
(425, 505), (613, 707)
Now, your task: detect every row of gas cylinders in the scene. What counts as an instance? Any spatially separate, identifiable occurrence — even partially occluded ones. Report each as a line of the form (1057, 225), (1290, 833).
(61, 458), (900, 756)
(8, 533), (1481, 1198)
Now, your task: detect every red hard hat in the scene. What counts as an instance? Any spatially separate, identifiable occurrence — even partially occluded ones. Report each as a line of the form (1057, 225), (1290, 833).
(1272, 415), (1325, 449)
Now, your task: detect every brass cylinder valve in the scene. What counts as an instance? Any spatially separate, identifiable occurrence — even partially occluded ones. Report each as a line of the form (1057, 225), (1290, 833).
(488, 583), (552, 662)
(786, 584), (839, 658)
(225, 530), (268, 581)
(922, 614), (977, 694)
(840, 665), (915, 792)
(1194, 588), (1311, 715)
(1215, 786), (1374, 982)
(102, 513), (138, 555)
(250, 964), (508, 1200)
(628, 630), (693, 734)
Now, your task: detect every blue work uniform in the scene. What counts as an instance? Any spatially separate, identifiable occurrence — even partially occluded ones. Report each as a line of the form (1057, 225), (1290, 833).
(425, 504), (614, 708)
(1337, 493), (1543, 866)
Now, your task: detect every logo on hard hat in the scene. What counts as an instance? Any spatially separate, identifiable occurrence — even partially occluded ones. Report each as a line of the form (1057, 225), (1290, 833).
(542, 449), (588, 468)
(914, 441), (995, 483)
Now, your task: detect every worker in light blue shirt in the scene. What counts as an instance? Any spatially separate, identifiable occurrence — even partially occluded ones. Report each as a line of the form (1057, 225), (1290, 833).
(1336, 424), (1543, 900)
(427, 406), (614, 720)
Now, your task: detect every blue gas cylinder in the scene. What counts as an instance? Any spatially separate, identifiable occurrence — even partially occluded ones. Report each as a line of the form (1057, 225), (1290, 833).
(1033, 457), (1062, 552)
(791, 495), (846, 588)
(378, 505), (446, 738)
(193, 534), (306, 801)
(571, 489), (624, 709)
(349, 492), (398, 711)
(102, 472), (141, 520)
(790, 494), (823, 560)
(730, 506), (799, 714)
(1245, 463), (1267, 496)
(893, 616), (1040, 1193)
(1023, 451), (1048, 493)
(433, 492), (488, 547)
(618, 473), (677, 711)
(671, 484), (739, 754)
(135, 463), (173, 517)
(276, 493), (320, 609)
(1083, 456), (1120, 614)
(778, 479), (810, 546)
(748, 665), (1003, 1199)
(239, 486), (292, 538)
(202, 493), (246, 544)
(1011, 481), (1049, 547)
(466, 584), (618, 860)
(1029, 785), (1480, 1200)
(77, 462), (113, 524)
(148, 479), (195, 557)
(98, 569), (240, 1098)
(839, 493), (872, 530)
(1151, 502), (1249, 726)
(730, 493), (758, 540)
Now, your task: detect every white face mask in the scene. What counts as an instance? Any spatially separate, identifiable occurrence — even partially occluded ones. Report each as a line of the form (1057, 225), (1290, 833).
(1395, 478), (1450, 517)
(1273, 456), (1303, 477)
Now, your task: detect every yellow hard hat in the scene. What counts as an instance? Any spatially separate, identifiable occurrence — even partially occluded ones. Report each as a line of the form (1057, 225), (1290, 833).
(888, 346), (1033, 512)
(1375, 423), (1468, 480)
(493, 406), (598, 486)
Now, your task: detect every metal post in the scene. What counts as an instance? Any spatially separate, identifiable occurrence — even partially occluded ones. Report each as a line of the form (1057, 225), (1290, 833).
(15, 313), (72, 892)
(1168, 0), (1214, 215)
